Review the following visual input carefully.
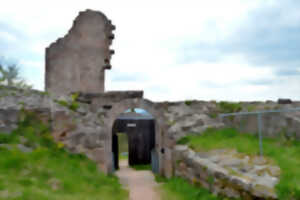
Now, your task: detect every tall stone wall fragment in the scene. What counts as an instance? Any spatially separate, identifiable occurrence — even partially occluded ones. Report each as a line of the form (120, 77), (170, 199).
(45, 9), (115, 95)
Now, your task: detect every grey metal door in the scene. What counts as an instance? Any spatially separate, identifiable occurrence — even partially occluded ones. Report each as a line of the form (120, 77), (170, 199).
(151, 149), (159, 174)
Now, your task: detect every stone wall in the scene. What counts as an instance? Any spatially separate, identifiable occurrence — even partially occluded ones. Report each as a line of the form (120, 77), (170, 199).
(0, 87), (51, 133)
(1, 86), (300, 182)
(0, 87), (167, 174)
(0, 86), (109, 170)
(160, 101), (224, 141)
(221, 102), (300, 140)
(0, 87), (225, 175)
(45, 9), (115, 95)
(173, 145), (280, 199)
(151, 100), (225, 177)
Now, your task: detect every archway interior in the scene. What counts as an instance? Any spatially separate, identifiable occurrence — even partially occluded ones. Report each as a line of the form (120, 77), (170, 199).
(112, 108), (155, 170)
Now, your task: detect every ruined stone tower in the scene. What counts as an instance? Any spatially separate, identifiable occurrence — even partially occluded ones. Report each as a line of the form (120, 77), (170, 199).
(45, 9), (115, 95)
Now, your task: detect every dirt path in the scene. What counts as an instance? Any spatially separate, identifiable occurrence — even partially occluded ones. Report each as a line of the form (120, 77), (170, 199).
(116, 160), (161, 200)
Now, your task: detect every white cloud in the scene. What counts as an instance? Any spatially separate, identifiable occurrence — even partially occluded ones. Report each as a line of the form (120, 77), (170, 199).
(0, 31), (17, 42)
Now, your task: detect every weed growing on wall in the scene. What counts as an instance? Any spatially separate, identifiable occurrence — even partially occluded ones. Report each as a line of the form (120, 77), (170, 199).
(54, 93), (80, 112)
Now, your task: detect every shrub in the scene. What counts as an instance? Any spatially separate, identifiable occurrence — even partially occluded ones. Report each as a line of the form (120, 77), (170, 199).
(185, 100), (192, 106)
(0, 133), (18, 144)
(217, 101), (242, 113)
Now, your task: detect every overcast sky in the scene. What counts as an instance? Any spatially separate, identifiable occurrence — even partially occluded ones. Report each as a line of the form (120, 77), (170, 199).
(0, 0), (299, 102)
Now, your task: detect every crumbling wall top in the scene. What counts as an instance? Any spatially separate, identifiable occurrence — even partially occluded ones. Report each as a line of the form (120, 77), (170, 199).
(45, 9), (115, 95)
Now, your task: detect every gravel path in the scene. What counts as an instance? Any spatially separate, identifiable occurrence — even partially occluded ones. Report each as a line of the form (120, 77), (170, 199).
(116, 160), (161, 200)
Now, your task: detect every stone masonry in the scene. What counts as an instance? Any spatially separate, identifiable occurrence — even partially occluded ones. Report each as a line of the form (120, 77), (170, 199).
(45, 10), (115, 95)
(0, 86), (223, 175)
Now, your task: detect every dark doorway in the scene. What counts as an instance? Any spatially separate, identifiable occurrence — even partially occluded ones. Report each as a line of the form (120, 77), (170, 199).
(112, 110), (155, 170)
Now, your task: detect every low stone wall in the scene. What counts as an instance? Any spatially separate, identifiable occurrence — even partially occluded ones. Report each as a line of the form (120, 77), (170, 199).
(219, 102), (300, 140)
(173, 145), (280, 199)
(160, 101), (224, 141)
(223, 111), (300, 140)
(0, 87), (51, 133)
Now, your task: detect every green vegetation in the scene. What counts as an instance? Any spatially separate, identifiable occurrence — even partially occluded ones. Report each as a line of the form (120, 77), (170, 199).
(0, 110), (128, 200)
(0, 60), (32, 89)
(177, 128), (300, 200)
(118, 133), (128, 160)
(185, 100), (193, 106)
(54, 93), (80, 112)
(119, 152), (128, 160)
(176, 136), (190, 145)
(156, 176), (224, 200)
(209, 113), (218, 119)
(245, 104), (257, 112)
(217, 101), (242, 113)
(118, 133), (128, 154)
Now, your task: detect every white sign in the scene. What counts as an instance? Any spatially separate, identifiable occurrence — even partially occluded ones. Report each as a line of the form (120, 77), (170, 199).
(127, 123), (136, 127)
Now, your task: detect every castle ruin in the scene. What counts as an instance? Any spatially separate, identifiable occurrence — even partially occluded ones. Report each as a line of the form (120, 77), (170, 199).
(45, 10), (115, 95)
(0, 9), (297, 199)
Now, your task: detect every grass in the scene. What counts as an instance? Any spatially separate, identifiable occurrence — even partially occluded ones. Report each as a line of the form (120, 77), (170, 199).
(156, 176), (225, 200)
(119, 152), (128, 160)
(245, 104), (257, 112)
(0, 110), (128, 200)
(118, 133), (128, 154)
(177, 128), (300, 200)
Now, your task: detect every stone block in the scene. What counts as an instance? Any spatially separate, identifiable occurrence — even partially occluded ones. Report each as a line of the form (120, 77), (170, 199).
(86, 147), (105, 163)
(165, 151), (173, 177)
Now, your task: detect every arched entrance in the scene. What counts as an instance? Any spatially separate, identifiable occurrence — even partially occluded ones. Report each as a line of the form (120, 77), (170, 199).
(103, 98), (166, 174)
(112, 108), (156, 170)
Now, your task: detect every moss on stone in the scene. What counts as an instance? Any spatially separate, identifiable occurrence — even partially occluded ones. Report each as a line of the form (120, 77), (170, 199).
(167, 120), (176, 127)
(54, 98), (79, 112)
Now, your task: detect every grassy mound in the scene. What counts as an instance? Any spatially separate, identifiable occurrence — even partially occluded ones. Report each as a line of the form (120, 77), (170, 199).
(177, 128), (300, 200)
(0, 110), (128, 200)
